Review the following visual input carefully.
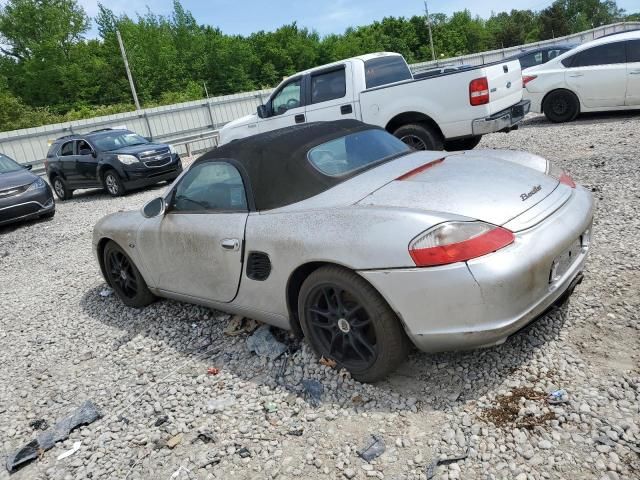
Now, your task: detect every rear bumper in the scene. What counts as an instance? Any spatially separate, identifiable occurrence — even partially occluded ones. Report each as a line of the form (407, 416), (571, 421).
(472, 100), (531, 136)
(0, 187), (55, 227)
(523, 90), (544, 114)
(359, 185), (593, 353)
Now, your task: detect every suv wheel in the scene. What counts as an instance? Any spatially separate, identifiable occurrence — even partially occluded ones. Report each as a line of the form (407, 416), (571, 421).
(104, 170), (125, 197)
(52, 176), (73, 200)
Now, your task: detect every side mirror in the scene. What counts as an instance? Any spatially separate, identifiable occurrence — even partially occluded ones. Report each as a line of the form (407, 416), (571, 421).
(142, 197), (166, 218)
(24, 164), (33, 171)
(92, 150), (98, 158)
(257, 104), (268, 119)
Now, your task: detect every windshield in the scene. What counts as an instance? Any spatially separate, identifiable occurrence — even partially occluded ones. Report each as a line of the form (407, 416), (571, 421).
(308, 129), (410, 177)
(0, 154), (22, 174)
(92, 132), (149, 151)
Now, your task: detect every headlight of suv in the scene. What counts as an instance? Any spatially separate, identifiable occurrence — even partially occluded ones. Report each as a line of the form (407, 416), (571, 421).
(117, 154), (139, 165)
(169, 145), (177, 155)
(26, 177), (46, 191)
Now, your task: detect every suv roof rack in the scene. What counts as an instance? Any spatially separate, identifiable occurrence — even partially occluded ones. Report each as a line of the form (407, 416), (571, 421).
(54, 134), (77, 141)
(88, 128), (115, 134)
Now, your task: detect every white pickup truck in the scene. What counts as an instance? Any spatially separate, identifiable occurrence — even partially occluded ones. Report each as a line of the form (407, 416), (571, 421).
(219, 52), (530, 151)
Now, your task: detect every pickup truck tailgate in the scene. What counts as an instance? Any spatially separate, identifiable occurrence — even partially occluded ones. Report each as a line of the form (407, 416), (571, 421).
(485, 60), (523, 115)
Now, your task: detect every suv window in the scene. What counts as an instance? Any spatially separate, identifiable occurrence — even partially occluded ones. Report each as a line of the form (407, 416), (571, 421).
(311, 68), (346, 104)
(92, 132), (148, 151)
(77, 140), (93, 156)
(571, 41), (627, 67)
(271, 79), (302, 116)
(60, 141), (74, 156)
(547, 48), (565, 60)
(364, 56), (412, 89)
(172, 162), (247, 212)
(628, 40), (640, 63)
(520, 52), (543, 69)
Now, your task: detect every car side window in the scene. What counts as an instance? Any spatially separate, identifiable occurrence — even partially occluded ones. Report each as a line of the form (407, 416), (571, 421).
(520, 52), (542, 69)
(311, 68), (346, 104)
(77, 140), (93, 156)
(171, 162), (247, 213)
(271, 79), (302, 116)
(628, 40), (640, 63)
(571, 41), (626, 67)
(60, 141), (75, 156)
(547, 49), (564, 60)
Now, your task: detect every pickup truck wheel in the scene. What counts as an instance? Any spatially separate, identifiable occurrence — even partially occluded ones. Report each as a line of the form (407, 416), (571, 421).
(444, 136), (482, 151)
(52, 176), (73, 200)
(543, 90), (579, 123)
(298, 265), (410, 383)
(103, 241), (156, 308)
(394, 123), (444, 151)
(103, 170), (126, 197)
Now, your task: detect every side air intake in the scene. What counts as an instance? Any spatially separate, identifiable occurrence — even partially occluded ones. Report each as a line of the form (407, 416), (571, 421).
(246, 252), (271, 281)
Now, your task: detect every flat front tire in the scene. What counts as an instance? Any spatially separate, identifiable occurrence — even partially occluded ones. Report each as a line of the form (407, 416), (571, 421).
(543, 90), (579, 123)
(394, 123), (444, 151)
(298, 265), (410, 383)
(103, 241), (155, 308)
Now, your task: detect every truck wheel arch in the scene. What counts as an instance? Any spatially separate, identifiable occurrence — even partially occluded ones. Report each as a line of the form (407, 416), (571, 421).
(385, 112), (444, 141)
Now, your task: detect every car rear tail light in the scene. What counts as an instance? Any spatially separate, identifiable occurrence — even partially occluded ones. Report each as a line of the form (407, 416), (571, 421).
(396, 158), (444, 180)
(469, 77), (489, 106)
(546, 161), (576, 188)
(522, 75), (537, 87)
(409, 221), (514, 267)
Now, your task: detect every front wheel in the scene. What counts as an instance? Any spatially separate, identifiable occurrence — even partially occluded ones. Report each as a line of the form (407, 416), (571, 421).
(394, 123), (444, 151)
(103, 241), (156, 308)
(543, 90), (579, 123)
(103, 170), (126, 197)
(298, 266), (410, 383)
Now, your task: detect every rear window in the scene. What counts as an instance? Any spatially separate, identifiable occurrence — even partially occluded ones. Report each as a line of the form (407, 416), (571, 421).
(308, 129), (410, 177)
(311, 68), (346, 104)
(364, 56), (412, 89)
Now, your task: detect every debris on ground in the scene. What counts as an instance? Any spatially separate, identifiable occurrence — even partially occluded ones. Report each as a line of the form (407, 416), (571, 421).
(483, 387), (555, 429)
(99, 288), (113, 297)
(166, 433), (183, 449)
(196, 430), (217, 444)
(246, 325), (287, 360)
(154, 416), (168, 427)
(224, 315), (260, 336)
(547, 389), (569, 404)
(238, 447), (251, 458)
(288, 427), (304, 436)
(207, 396), (235, 412)
(302, 379), (324, 407)
(29, 419), (49, 431)
(425, 450), (469, 479)
(319, 356), (337, 368)
(170, 465), (192, 479)
(5, 400), (101, 472)
(56, 441), (81, 460)
(357, 434), (386, 462)
(263, 402), (278, 413)
(207, 367), (220, 375)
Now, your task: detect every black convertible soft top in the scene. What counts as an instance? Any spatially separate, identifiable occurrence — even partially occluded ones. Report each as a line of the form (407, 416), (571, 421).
(195, 120), (385, 211)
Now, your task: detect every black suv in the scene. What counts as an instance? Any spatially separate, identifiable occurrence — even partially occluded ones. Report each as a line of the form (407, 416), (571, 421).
(45, 128), (182, 200)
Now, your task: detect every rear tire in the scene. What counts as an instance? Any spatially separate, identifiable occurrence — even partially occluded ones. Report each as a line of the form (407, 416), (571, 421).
(393, 123), (444, 151)
(103, 170), (126, 197)
(444, 135), (482, 151)
(298, 265), (410, 383)
(543, 90), (579, 123)
(51, 176), (73, 200)
(103, 241), (156, 308)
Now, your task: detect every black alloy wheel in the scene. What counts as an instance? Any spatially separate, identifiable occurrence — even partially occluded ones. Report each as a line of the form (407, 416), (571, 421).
(543, 90), (579, 123)
(103, 241), (155, 308)
(299, 266), (409, 382)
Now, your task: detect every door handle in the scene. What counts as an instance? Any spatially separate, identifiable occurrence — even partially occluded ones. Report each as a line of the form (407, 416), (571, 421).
(630, 70), (640, 75)
(569, 73), (584, 78)
(340, 104), (353, 115)
(220, 238), (240, 251)
(294, 114), (305, 124)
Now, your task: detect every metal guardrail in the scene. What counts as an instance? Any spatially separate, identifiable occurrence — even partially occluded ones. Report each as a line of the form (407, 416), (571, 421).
(3, 21), (639, 173)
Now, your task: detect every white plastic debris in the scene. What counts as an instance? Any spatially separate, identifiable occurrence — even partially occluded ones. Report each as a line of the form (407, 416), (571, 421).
(57, 441), (81, 460)
(99, 288), (113, 297)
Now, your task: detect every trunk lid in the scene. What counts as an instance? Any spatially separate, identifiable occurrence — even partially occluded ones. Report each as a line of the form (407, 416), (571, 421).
(483, 59), (523, 115)
(357, 151), (559, 226)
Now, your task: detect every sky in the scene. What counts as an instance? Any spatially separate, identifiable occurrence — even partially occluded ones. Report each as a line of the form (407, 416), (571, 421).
(72, 0), (639, 37)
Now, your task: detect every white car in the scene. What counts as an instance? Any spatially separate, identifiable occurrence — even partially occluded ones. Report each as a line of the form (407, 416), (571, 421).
(220, 52), (529, 151)
(523, 31), (640, 122)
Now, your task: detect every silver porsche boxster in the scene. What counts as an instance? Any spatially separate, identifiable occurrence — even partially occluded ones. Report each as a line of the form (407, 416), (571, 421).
(93, 120), (593, 382)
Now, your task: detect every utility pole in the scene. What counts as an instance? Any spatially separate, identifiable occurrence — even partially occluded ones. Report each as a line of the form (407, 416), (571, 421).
(424, 0), (436, 62)
(116, 30), (141, 110)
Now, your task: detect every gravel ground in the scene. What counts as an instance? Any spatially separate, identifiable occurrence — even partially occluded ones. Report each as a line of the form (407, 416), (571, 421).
(1, 112), (639, 480)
